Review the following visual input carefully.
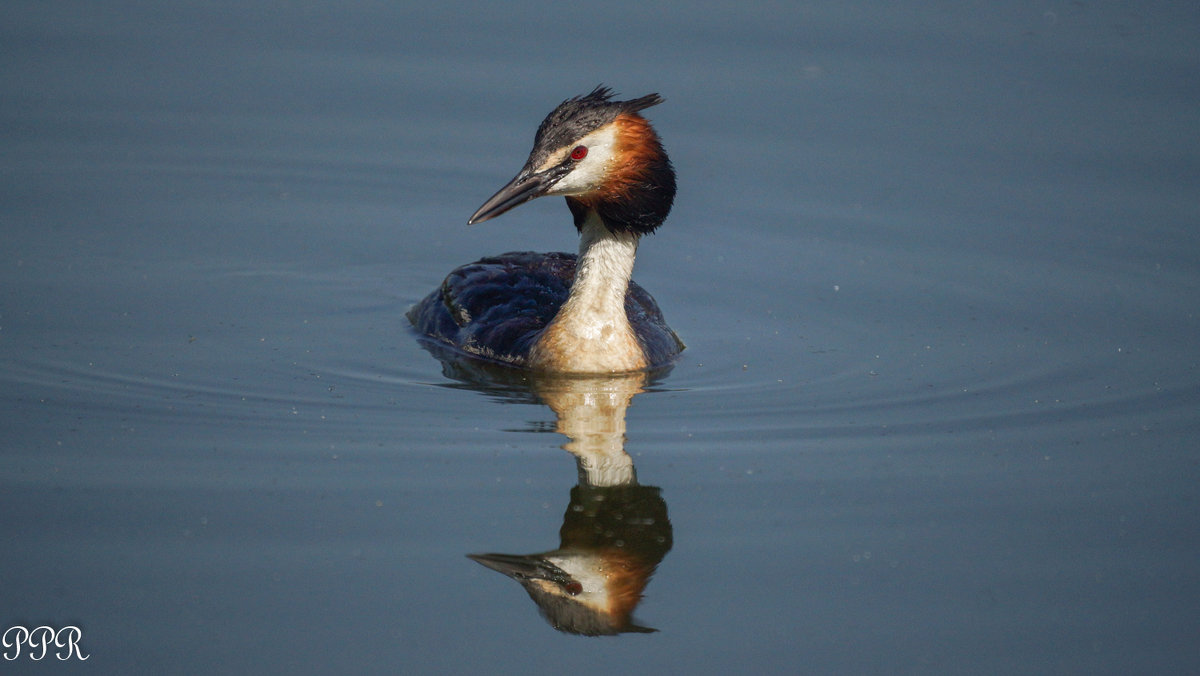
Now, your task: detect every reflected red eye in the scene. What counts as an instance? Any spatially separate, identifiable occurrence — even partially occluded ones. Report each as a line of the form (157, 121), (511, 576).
(570, 146), (588, 161)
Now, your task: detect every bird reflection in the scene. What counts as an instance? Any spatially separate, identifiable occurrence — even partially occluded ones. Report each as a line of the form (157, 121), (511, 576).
(418, 350), (673, 635)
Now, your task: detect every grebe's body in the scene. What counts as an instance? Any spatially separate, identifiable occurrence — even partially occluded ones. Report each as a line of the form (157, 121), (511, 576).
(408, 87), (683, 373)
(407, 247), (681, 372)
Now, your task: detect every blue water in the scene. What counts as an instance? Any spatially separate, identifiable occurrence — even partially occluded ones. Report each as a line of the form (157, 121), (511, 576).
(3, 1), (1198, 673)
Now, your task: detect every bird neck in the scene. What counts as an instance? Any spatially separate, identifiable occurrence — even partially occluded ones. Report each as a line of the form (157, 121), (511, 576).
(528, 210), (646, 372)
(571, 211), (639, 319)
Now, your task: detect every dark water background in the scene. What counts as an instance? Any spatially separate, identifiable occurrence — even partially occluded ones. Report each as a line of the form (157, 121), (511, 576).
(3, 1), (1198, 673)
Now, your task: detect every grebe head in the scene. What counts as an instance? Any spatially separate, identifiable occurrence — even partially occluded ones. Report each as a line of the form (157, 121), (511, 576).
(468, 86), (676, 236)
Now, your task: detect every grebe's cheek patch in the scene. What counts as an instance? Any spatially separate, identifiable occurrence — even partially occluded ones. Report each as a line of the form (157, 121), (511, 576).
(545, 125), (620, 196)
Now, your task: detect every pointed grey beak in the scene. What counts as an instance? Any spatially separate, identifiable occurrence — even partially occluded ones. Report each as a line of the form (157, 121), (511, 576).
(467, 553), (569, 583)
(467, 165), (569, 225)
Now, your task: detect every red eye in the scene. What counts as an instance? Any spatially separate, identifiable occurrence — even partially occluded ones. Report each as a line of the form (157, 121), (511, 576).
(570, 146), (588, 161)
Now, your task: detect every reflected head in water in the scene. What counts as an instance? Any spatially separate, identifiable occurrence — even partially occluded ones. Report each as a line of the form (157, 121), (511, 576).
(469, 483), (672, 636)
(428, 361), (674, 635)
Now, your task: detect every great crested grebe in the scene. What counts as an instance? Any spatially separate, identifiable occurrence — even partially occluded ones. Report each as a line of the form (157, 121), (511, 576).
(408, 86), (683, 373)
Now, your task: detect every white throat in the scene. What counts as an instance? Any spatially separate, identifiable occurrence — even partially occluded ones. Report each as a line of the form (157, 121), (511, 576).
(529, 212), (646, 372)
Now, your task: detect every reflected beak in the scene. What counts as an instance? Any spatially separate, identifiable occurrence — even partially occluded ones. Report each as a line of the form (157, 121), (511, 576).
(467, 165), (567, 225)
(467, 553), (567, 582)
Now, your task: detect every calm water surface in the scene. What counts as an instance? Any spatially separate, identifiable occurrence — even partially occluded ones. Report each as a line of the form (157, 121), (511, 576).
(3, 1), (1198, 673)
